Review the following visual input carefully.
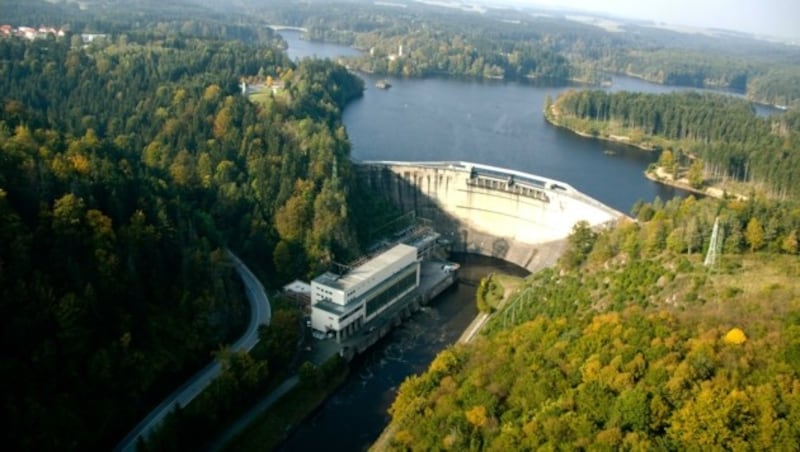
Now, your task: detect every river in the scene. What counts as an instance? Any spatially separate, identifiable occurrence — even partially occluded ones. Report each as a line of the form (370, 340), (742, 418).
(278, 254), (528, 452)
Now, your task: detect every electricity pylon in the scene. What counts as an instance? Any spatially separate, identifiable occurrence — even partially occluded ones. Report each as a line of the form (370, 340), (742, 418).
(704, 217), (723, 268)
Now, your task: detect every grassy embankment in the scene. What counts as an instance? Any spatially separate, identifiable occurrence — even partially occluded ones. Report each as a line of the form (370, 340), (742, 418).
(224, 356), (349, 451)
(476, 273), (525, 313)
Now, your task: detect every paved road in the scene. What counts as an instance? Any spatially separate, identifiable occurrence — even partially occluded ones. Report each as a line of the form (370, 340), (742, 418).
(458, 312), (490, 344)
(114, 250), (271, 452)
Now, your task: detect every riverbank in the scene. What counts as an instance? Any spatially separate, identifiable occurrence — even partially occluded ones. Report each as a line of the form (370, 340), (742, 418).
(645, 165), (748, 201)
(220, 358), (347, 451)
(544, 104), (659, 151)
(371, 262), (550, 452)
(212, 257), (458, 450)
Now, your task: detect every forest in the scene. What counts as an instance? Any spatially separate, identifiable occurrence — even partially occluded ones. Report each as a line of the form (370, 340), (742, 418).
(3, 1), (800, 449)
(547, 90), (800, 199)
(247, 0), (800, 106)
(0, 7), (378, 448)
(382, 195), (800, 449)
(14, 0), (800, 100)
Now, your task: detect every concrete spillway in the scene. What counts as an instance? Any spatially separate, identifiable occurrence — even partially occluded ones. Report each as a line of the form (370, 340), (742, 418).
(357, 161), (626, 272)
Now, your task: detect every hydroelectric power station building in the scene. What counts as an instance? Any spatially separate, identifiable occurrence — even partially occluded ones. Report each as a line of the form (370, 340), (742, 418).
(310, 244), (420, 341)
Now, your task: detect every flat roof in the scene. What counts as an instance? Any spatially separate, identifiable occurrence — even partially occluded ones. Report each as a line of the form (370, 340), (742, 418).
(283, 280), (311, 294)
(404, 231), (440, 249)
(314, 244), (417, 291)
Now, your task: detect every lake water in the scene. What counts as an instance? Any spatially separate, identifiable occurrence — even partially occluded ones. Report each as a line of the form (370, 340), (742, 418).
(281, 30), (780, 213)
(279, 31), (362, 60)
(342, 75), (682, 213)
(281, 30), (685, 213)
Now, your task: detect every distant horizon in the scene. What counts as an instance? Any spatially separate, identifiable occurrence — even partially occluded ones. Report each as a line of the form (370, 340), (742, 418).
(481, 0), (800, 42)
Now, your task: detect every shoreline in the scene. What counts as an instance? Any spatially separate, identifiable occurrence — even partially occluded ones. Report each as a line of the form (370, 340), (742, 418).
(618, 71), (791, 111)
(644, 167), (747, 201)
(545, 107), (749, 201)
(371, 262), (551, 451)
(544, 107), (658, 152)
(283, 29), (795, 108)
(643, 168), (710, 198)
(369, 301), (490, 452)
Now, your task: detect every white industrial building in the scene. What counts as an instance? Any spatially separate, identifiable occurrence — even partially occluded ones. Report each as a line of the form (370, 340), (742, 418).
(310, 244), (420, 341)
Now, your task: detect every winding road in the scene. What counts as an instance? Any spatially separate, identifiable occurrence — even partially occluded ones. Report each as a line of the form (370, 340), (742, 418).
(114, 250), (271, 452)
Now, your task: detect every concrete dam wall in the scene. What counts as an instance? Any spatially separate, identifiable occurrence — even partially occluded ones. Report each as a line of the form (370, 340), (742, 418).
(357, 161), (626, 272)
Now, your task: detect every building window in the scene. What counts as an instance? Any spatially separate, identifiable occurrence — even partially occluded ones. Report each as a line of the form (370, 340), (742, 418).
(365, 271), (417, 317)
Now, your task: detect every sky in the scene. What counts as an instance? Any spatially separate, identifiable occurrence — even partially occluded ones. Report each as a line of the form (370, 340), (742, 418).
(493, 0), (800, 40)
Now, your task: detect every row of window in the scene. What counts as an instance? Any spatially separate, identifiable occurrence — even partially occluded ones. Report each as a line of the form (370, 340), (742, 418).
(339, 306), (362, 323)
(365, 271), (418, 317)
(467, 177), (550, 202)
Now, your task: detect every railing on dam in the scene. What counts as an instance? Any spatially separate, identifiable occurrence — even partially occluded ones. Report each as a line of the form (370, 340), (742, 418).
(466, 174), (551, 203)
(356, 160), (625, 219)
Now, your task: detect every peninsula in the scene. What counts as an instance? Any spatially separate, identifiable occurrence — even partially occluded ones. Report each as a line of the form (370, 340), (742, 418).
(545, 90), (800, 201)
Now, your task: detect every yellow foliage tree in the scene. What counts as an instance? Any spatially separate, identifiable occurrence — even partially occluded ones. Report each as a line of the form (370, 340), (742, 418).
(688, 158), (705, 188)
(203, 84), (221, 101)
(213, 107), (232, 139)
(466, 405), (488, 428)
(745, 217), (765, 252)
(595, 427), (623, 448)
(724, 328), (747, 345)
(69, 154), (91, 175)
(393, 429), (414, 447)
(429, 348), (459, 375)
(658, 149), (677, 177)
(781, 230), (798, 254)
(274, 181), (314, 243)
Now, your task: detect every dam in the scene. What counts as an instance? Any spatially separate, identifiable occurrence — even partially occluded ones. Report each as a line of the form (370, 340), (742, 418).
(357, 161), (626, 272)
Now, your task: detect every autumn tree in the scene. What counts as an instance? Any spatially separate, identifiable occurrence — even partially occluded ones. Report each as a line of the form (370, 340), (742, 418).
(780, 230), (798, 254)
(688, 158), (705, 188)
(745, 217), (765, 251)
(560, 221), (598, 269)
(658, 149), (678, 178)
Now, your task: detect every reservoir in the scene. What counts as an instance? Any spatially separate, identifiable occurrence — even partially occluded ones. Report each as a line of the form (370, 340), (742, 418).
(274, 31), (701, 451)
(280, 30), (778, 213)
(282, 32), (681, 213)
(341, 75), (676, 213)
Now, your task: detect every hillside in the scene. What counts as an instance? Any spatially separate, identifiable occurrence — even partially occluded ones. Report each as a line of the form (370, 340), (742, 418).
(0, 23), (369, 450)
(378, 196), (800, 450)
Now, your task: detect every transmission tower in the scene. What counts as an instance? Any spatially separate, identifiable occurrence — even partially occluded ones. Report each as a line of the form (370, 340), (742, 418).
(704, 217), (723, 268)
